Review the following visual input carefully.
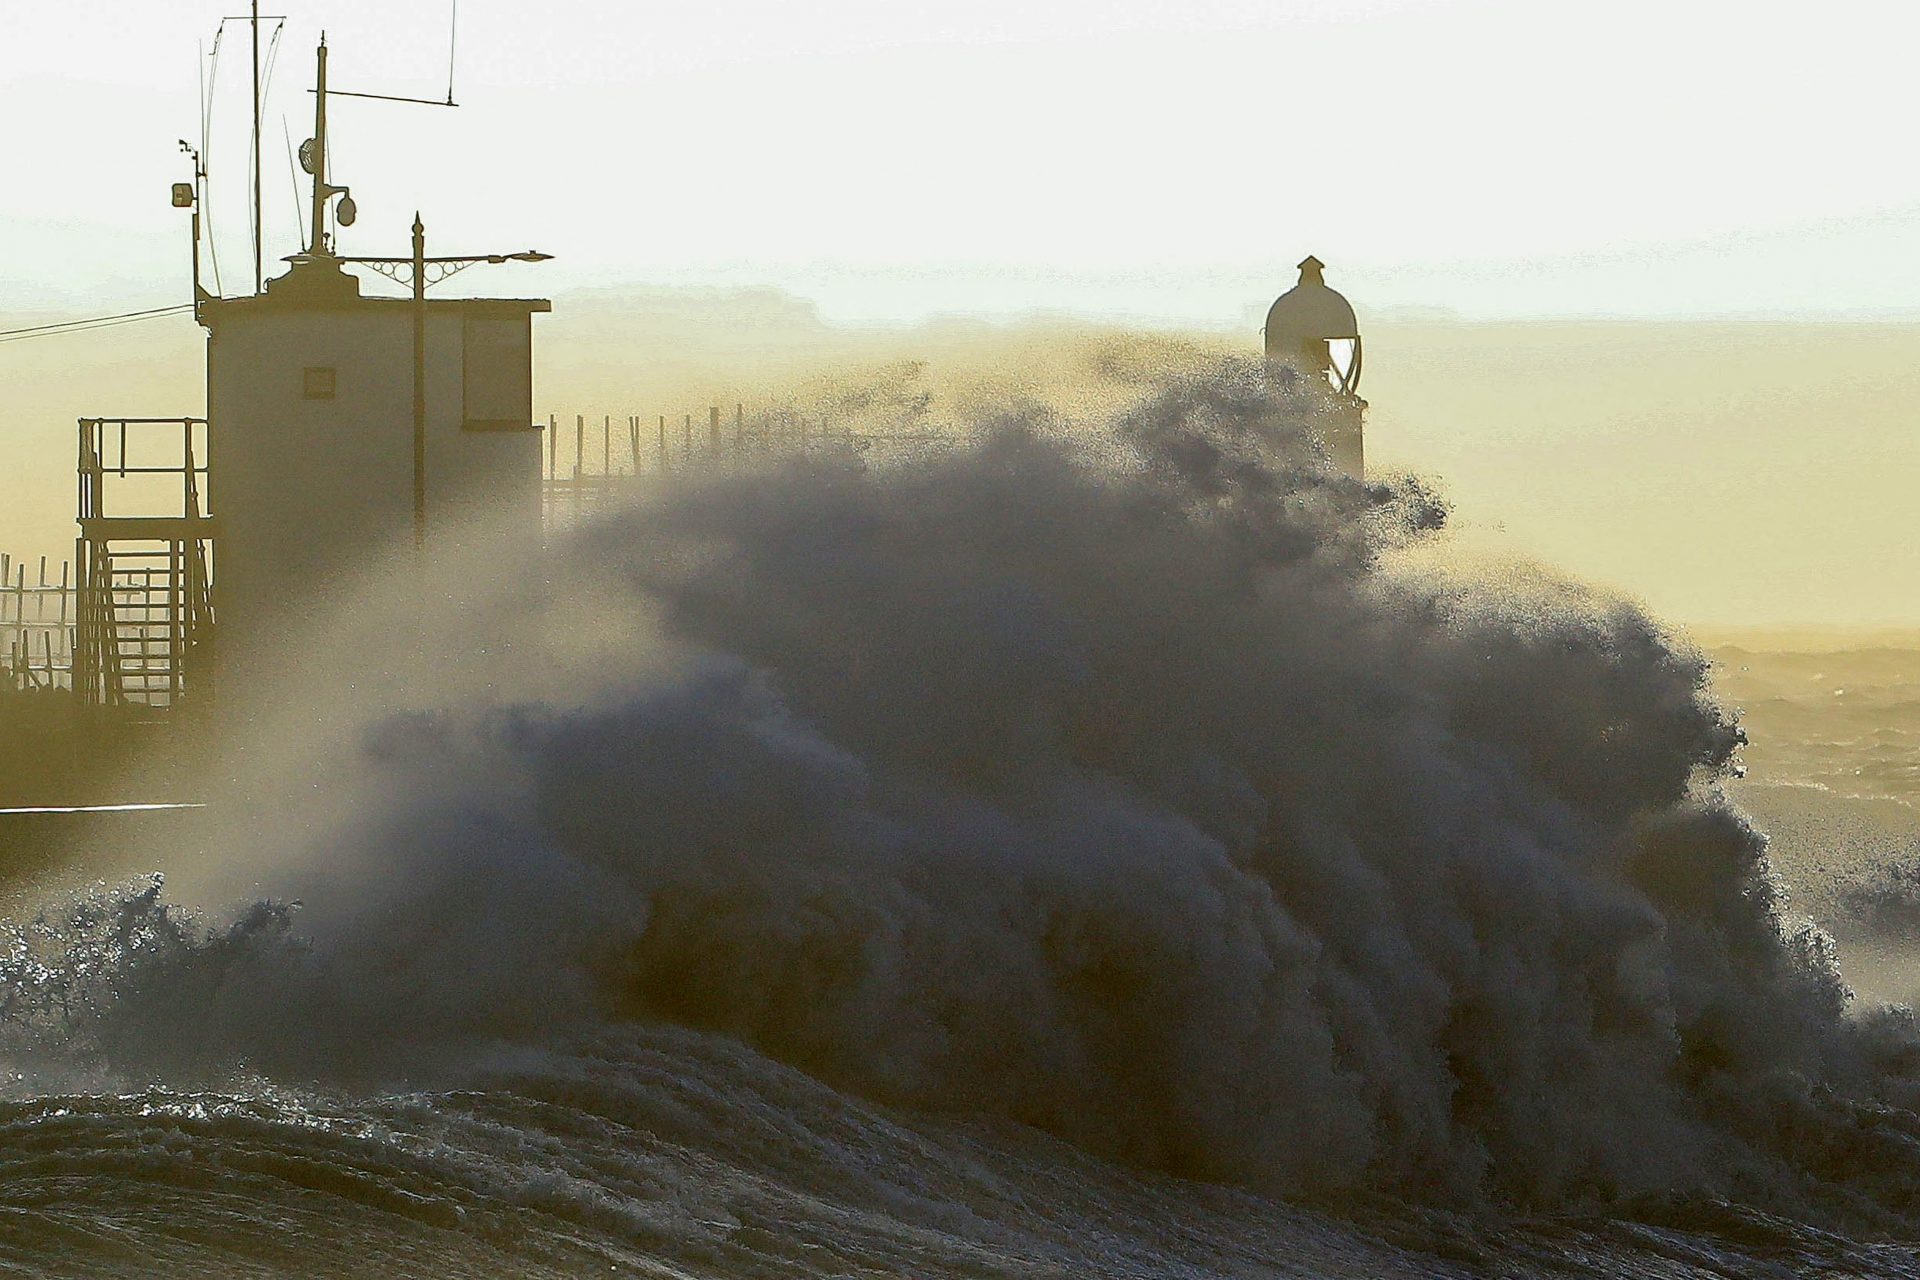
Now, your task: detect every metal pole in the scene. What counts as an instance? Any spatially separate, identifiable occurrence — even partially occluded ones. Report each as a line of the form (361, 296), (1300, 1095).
(72, 537), (85, 708)
(252, 0), (263, 293)
(308, 38), (329, 255)
(189, 180), (203, 310)
(412, 212), (427, 552)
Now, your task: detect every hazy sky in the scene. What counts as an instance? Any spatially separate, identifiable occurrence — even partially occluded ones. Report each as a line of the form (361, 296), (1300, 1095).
(5, 1), (1920, 629)
(6, 0), (1920, 324)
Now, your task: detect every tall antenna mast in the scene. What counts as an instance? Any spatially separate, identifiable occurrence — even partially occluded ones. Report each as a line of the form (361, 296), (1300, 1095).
(251, 0), (262, 293)
(297, 29), (459, 259)
(307, 34), (330, 254)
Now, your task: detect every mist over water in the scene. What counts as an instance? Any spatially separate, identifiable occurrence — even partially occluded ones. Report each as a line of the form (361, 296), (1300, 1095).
(8, 354), (1920, 1273)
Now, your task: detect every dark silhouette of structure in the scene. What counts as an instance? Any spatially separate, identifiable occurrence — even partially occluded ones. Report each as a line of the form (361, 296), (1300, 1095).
(1264, 256), (1365, 477)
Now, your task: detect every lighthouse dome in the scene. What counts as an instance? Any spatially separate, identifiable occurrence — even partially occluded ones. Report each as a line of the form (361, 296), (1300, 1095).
(1263, 255), (1359, 348)
(1262, 254), (1363, 400)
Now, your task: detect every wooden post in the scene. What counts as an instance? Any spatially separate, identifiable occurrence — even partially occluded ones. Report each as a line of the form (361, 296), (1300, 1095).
(658, 415), (668, 471)
(411, 217), (428, 554)
(629, 415), (640, 475)
(71, 538), (85, 707)
(574, 414), (586, 518)
(734, 402), (744, 451)
(683, 412), (693, 460)
(709, 406), (721, 457)
(603, 413), (612, 480)
(169, 540), (181, 706)
(548, 412), (557, 479)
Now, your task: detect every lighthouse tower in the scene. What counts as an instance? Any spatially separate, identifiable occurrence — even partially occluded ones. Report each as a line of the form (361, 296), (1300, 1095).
(1263, 256), (1365, 478)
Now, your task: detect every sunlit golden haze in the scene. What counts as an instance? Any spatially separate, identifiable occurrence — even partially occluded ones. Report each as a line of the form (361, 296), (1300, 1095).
(5, 303), (1920, 631)
(6, 1), (1920, 630)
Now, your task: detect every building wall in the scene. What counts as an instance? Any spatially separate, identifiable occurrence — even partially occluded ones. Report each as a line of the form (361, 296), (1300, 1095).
(206, 298), (543, 677)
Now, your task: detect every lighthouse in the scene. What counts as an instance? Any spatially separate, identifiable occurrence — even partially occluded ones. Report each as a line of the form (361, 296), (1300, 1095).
(1264, 256), (1365, 478)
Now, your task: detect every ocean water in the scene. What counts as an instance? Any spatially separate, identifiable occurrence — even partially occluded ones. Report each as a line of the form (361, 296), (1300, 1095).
(8, 1025), (1920, 1278)
(1718, 645), (1920, 1016)
(6, 359), (1920, 1277)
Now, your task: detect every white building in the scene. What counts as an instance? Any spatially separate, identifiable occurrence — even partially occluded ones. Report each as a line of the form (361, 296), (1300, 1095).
(202, 253), (548, 671)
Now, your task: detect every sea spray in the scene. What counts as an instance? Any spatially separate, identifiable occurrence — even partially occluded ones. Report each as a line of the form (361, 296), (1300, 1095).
(4, 356), (1919, 1230)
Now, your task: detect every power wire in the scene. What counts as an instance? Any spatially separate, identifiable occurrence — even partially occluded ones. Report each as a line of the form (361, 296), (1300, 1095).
(283, 116), (307, 247)
(253, 20), (287, 271)
(0, 305), (197, 345)
(204, 28), (226, 295)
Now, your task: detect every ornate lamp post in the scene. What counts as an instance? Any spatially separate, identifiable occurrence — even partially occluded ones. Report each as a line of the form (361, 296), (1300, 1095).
(335, 220), (551, 551)
(293, 35), (551, 551)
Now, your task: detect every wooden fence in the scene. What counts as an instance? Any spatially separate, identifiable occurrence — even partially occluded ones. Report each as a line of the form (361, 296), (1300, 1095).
(1, 554), (73, 693)
(539, 404), (966, 529)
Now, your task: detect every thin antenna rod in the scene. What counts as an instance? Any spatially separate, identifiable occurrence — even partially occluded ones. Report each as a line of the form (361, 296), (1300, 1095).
(313, 87), (458, 107)
(307, 35), (328, 255)
(202, 33), (226, 295)
(197, 40), (210, 157)
(282, 117), (306, 247)
(251, 0), (262, 293)
(446, 0), (458, 105)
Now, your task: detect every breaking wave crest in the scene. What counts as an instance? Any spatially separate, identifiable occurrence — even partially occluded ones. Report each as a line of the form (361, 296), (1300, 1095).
(8, 356), (1920, 1249)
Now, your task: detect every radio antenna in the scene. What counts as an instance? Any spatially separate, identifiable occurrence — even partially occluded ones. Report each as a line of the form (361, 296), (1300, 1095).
(251, 1), (261, 292)
(298, 25), (462, 255)
(446, 1), (458, 106)
(201, 33), (226, 295)
(223, 6), (287, 293)
(282, 116), (307, 247)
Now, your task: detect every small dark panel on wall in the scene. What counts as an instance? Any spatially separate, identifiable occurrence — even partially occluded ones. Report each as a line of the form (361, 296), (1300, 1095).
(303, 366), (337, 400)
(462, 313), (532, 431)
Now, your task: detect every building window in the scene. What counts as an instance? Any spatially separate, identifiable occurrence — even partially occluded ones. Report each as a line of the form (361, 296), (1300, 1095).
(462, 314), (532, 430)
(303, 366), (337, 400)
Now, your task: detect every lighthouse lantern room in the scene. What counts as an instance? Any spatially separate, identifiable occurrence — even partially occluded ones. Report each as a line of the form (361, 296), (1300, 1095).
(1263, 255), (1365, 478)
